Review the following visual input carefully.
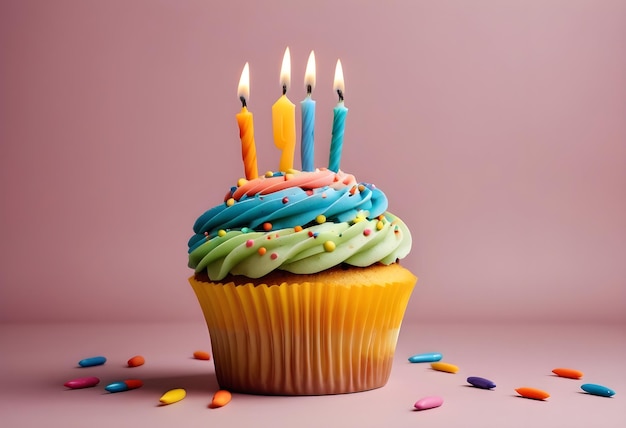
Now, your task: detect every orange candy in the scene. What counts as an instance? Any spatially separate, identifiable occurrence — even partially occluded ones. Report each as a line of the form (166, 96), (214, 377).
(552, 367), (583, 379)
(127, 355), (145, 367)
(515, 387), (550, 400)
(210, 390), (232, 408)
(193, 350), (211, 360)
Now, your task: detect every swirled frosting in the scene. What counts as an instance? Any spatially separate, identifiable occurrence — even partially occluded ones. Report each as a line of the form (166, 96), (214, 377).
(188, 168), (411, 280)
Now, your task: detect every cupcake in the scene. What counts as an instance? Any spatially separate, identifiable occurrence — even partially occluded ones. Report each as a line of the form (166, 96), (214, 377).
(188, 168), (416, 395)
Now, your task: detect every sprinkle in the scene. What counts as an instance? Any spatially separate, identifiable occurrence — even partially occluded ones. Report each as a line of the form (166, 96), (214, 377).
(282, 197), (289, 204)
(78, 356), (106, 367)
(241, 227), (251, 233)
(316, 215), (326, 224)
(552, 368), (583, 379)
(321, 192), (327, 198)
(323, 241), (336, 252)
(408, 352), (442, 363)
(294, 225), (303, 232)
(349, 186), (357, 195)
(265, 171), (274, 177)
(378, 214), (385, 220)
(218, 229), (226, 237)
(270, 253), (278, 260)
(414, 396), (443, 411)
(127, 355), (145, 367)
(237, 178), (248, 187)
(308, 231), (314, 237)
(193, 350), (211, 360)
(353, 215), (364, 223)
(210, 390), (232, 408)
(226, 198), (235, 207)
(245, 239), (254, 248)
(515, 387), (550, 400)
(258, 247), (267, 255)
(306, 190), (314, 196)
(105, 379), (144, 393)
(581, 383), (615, 397)
(358, 184), (365, 192)
(431, 362), (459, 373)
(363, 228), (372, 236)
(159, 388), (186, 405)
(64, 377), (100, 389)
(263, 222), (272, 231)
(467, 376), (496, 389)
(376, 221), (384, 230)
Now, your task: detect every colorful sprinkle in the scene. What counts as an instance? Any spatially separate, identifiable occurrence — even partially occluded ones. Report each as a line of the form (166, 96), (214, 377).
(282, 197), (289, 204)
(358, 184), (365, 192)
(552, 368), (583, 379)
(294, 225), (303, 232)
(64, 376), (100, 389)
(408, 352), (442, 363)
(414, 396), (443, 411)
(264, 171), (274, 177)
(258, 247), (267, 256)
(515, 387), (550, 400)
(210, 390), (232, 408)
(78, 356), (106, 367)
(430, 362), (459, 374)
(363, 228), (372, 236)
(376, 220), (384, 230)
(321, 192), (327, 198)
(581, 383), (615, 397)
(263, 222), (272, 231)
(105, 379), (143, 393)
(218, 229), (226, 237)
(159, 388), (186, 405)
(237, 178), (247, 187)
(323, 241), (336, 252)
(127, 355), (145, 367)
(270, 253), (278, 260)
(467, 376), (496, 389)
(245, 239), (254, 248)
(353, 215), (364, 223)
(308, 231), (315, 237)
(241, 227), (251, 233)
(193, 350), (211, 360)
(349, 186), (357, 195)
(316, 215), (326, 224)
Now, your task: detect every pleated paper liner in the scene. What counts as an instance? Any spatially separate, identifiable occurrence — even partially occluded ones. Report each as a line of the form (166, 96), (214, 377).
(189, 264), (416, 395)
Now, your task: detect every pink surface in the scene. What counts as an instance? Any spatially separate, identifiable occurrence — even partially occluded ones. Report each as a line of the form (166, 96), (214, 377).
(1, 322), (625, 427)
(1, 0), (626, 323)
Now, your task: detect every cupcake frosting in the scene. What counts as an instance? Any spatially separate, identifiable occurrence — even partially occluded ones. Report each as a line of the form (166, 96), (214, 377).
(188, 168), (411, 280)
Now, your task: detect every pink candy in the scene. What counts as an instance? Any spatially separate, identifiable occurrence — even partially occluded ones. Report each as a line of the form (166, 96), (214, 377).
(414, 396), (444, 411)
(64, 376), (100, 389)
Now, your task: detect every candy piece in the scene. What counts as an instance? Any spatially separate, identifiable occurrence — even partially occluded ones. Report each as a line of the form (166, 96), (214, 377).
(581, 383), (615, 397)
(210, 390), (232, 408)
(64, 376), (100, 389)
(552, 368), (583, 379)
(408, 352), (442, 363)
(414, 396), (444, 410)
(193, 350), (211, 360)
(127, 355), (145, 367)
(160, 388), (186, 405)
(78, 356), (106, 367)
(430, 362), (459, 373)
(467, 376), (496, 389)
(104, 379), (143, 393)
(515, 387), (550, 400)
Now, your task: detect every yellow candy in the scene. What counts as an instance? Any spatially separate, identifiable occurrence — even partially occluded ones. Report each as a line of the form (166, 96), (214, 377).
(218, 229), (226, 237)
(237, 178), (248, 187)
(430, 362), (459, 374)
(323, 241), (336, 252)
(226, 198), (235, 207)
(316, 214), (326, 224)
(159, 388), (186, 405)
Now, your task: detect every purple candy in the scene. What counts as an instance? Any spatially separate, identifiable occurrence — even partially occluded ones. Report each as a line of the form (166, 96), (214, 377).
(467, 376), (496, 389)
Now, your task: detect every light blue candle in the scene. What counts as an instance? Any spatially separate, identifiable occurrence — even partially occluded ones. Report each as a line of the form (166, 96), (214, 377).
(300, 51), (316, 171)
(329, 59), (347, 172)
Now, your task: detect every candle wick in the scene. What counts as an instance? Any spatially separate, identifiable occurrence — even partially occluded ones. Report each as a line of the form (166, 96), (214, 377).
(282, 84), (287, 95)
(337, 89), (344, 102)
(306, 84), (312, 95)
(240, 96), (247, 108)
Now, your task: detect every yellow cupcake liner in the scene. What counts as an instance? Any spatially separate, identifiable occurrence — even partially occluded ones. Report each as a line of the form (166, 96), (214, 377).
(189, 274), (416, 395)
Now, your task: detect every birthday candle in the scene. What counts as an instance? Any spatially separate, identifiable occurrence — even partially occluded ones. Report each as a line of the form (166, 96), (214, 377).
(272, 47), (296, 172)
(329, 59), (347, 172)
(236, 63), (258, 179)
(300, 51), (316, 172)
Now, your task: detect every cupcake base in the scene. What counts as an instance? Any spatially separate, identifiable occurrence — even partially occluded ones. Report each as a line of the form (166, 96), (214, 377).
(189, 264), (416, 395)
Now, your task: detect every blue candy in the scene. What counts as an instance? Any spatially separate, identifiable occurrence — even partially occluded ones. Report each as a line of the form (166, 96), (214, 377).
(104, 382), (128, 393)
(581, 383), (615, 397)
(78, 356), (107, 367)
(467, 376), (496, 389)
(408, 352), (443, 363)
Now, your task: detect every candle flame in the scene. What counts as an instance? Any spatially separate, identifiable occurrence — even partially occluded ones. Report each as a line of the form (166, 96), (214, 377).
(280, 47), (291, 93)
(333, 59), (344, 97)
(304, 50), (316, 93)
(238, 62), (250, 102)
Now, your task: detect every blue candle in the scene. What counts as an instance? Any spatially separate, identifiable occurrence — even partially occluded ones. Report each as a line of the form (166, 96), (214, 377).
(300, 51), (316, 171)
(329, 59), (347, 172)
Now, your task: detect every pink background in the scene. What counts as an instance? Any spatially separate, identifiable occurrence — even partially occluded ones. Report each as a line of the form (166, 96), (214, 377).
(1, 0), (625, 324)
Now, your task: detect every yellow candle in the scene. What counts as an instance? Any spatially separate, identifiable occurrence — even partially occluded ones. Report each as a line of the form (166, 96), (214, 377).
(236, 62), (258, 179)
(272, 47), (296, 172)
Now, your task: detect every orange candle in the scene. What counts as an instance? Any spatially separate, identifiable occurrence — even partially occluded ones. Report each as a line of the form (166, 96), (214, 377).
(272, 47), (296, 172)
(236, 62), (258, 180)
